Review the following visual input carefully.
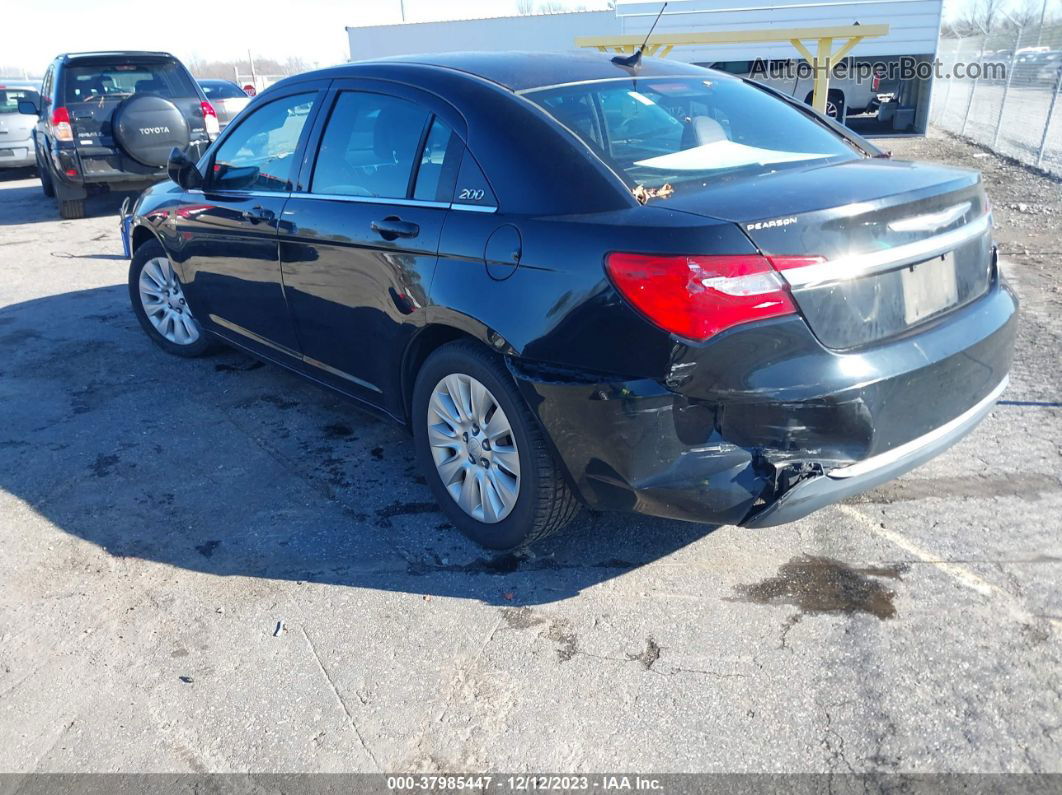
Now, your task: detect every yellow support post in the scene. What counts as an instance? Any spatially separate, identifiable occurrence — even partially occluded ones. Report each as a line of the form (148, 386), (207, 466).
(575, 25), (889, 115)
(811, 37), (833, 113)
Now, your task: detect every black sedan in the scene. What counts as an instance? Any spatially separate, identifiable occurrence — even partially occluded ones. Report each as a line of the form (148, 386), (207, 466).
(124, 52), (1016, 549)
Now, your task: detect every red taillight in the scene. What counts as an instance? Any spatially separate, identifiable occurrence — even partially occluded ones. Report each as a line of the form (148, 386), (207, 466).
(605, 253), (803, 341)
(51, 106), (73, 142)
(872, 73), (881, 92)
(201, 100), (220, 137)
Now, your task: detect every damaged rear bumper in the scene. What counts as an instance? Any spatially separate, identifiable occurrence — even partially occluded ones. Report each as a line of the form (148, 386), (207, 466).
(509, 280), (1017, 528)
(742, 376), (1007, 527)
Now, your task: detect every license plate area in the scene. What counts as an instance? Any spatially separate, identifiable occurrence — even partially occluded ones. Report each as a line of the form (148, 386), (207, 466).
(0, 149), (15, 157)
(901, 252), (959, 324)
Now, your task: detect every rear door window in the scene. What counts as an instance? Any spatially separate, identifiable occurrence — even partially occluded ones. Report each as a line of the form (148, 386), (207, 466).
(412, 118), (461, 202)
(311, 91), (431, 199)
(63, 61), (198, 103)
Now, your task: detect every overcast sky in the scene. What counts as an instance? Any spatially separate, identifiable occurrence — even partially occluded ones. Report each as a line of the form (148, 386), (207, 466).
(4, 0), (611, 75)
(3, 0), (1011, 77)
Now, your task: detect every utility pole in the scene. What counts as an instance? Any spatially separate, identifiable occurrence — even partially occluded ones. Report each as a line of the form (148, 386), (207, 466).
(399, 0), (405, 22)
(1036, 0), (1047, 46)
(248, 49), (257, 89)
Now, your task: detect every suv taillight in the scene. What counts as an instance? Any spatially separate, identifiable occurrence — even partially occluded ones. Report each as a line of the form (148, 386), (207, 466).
(872, 72), (882, 92)
(604, 253), (823, 341)
(51, 106), (73, 142)
(201, 101), (219, 138)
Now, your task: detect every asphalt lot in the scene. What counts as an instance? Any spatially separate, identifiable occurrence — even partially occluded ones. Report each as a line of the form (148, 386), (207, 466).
(0, 136), (1060, 776)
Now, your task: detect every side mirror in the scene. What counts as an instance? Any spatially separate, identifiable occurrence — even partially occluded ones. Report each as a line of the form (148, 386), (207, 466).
(212, 164), (260, 191)
(167, 147), (203, 190)
(17, 99), (39, 116)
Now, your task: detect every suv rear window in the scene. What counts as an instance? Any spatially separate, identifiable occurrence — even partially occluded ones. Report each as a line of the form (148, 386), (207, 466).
(63, 61), (198, 103)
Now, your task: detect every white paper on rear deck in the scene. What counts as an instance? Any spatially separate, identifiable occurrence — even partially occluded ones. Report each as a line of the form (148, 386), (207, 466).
(634, 141), (829, 171)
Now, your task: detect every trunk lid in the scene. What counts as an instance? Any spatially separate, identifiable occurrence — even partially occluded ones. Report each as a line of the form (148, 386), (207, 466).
(661, 159), (994, 349)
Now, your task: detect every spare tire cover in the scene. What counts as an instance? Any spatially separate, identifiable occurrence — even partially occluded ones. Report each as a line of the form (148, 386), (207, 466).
(113, 95), (191, 167)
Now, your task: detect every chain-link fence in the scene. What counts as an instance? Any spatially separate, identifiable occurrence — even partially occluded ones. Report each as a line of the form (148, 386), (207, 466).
(931, 22), (1062, 176)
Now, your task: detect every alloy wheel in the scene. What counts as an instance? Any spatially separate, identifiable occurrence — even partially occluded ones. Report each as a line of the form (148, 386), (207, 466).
(139, 257), (201, 345)
(427, 373), (521, 523)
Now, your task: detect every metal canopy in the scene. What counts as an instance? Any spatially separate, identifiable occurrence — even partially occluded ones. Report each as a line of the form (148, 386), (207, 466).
(575, 23), (890, 113)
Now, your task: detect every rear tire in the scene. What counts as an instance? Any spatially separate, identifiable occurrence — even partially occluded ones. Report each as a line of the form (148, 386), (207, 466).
(412, 340), (579, 550)
(58, 197), (85, 219)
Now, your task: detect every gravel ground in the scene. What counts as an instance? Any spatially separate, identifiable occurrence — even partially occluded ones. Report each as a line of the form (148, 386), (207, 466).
(0, 131), (1059, 777)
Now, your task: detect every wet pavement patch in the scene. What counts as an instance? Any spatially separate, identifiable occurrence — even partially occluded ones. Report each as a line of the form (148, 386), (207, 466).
(90, 453), (119, 478)
(322, 422), (355, 439)
(195, 540), (220, 558)
(375, 501), (440, 528)
(627, 638), (661, 670)
(732, 555), (908, 620)
(215, 360), (264, 373)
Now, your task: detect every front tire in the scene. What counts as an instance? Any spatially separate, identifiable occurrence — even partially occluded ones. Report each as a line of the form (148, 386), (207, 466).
(129, 239), (212, 358)
(412, 341), (579, 550)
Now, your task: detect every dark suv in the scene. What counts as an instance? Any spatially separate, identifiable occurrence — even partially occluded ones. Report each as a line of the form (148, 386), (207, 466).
(19, 51), (217, 218)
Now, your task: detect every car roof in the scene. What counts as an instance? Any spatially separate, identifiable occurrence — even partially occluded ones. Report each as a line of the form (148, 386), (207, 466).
(326, 51), (713, 92)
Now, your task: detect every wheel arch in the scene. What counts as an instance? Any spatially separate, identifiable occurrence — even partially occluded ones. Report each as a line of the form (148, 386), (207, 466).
(131, 222), (163, 255)
(401, 323), (512, 426)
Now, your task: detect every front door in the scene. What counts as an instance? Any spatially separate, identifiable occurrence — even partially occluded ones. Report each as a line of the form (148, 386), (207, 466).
(278, 87), (464, 405)
(175, 88), (322, 356)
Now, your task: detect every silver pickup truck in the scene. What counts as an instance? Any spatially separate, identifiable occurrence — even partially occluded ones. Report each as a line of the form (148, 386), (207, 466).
(705, 58), (884, 120)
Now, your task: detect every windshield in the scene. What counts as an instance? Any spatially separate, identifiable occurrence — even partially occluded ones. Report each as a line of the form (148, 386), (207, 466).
(200, 81), (246, 100)
(0, 87), (38, 114)
(63, 61), (198, 103)
(524, 75), (859, 193)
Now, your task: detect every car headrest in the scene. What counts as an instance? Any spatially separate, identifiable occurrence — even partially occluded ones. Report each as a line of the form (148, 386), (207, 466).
(691, 116), (728, 145)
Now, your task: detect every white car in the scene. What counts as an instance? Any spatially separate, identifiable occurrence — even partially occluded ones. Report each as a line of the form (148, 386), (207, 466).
(197, 79), (251, 131)
(706, 58), (884, 120)
(0, 80), (40, 169)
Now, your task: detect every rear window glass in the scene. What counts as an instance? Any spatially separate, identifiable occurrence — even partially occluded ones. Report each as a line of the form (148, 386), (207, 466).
(0, 87), (38, 114)
(200, 81), (246, 100)
(524, 75), (858, 193)
(63, 61), (198, 103)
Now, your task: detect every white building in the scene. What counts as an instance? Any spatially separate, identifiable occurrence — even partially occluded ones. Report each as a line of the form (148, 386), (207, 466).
(345, 0), (945, 134)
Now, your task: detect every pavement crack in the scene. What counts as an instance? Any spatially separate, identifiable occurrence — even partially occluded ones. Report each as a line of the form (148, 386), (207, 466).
(301, 625), (382, 771)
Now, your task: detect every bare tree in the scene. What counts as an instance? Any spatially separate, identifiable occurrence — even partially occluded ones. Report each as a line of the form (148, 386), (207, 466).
(949, 0), (1008, 34)
(516, 0), (535, 13)
(186, 56), (311, 80)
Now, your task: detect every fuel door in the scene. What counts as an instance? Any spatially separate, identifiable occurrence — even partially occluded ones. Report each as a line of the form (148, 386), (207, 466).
(484, 224), (522, 281)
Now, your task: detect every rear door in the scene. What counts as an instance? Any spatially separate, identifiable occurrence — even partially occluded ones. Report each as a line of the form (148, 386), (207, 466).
(175, 85), (325, 356)
(277, 80), (464, 404)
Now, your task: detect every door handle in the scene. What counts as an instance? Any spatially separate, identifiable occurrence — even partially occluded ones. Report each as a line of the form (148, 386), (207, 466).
(241, 205), (275, 225)
(371, 216), (419, 241)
